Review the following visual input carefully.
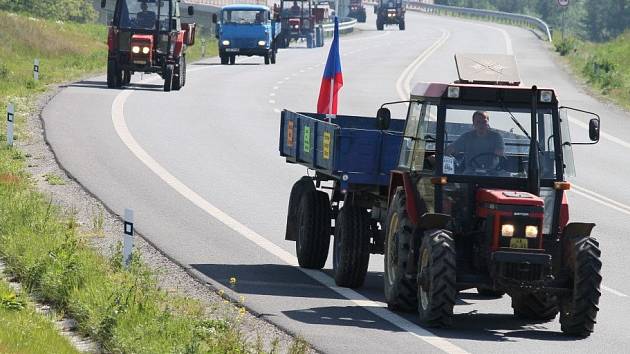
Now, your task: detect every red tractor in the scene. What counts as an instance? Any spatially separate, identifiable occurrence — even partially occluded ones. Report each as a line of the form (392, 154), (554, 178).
(348, 0), (367, 23)
(101, 0), (196, 91)
(282, 53), (603, 337)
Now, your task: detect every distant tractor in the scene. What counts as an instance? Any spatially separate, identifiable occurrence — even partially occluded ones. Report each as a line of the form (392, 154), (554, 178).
(374, 0), (405, 30)
(348, 0), (367, 23)
(101, 0), (196, 92)
(274, 0), (325, 48)
(213, 4), (280, 65)
(280, 53), (603, 337)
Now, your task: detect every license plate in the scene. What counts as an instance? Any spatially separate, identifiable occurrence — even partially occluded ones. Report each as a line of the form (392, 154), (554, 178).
(225, 48), (239, 52)
(510, 238), (528, 249)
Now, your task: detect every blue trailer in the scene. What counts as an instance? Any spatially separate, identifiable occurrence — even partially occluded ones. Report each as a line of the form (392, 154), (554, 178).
(213, 4), (281, 65)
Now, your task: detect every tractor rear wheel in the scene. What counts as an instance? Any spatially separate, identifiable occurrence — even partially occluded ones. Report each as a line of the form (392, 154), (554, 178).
(264, 54), (270, 65)
(512, 292), (558, 321)
(384, 188), (418, 311)
(333, 204), (370, 288)
(172, 57), (183, 91)
(377, 18), (384, 31)
(296, 190), (331, 269)
(417, 229), (457, 327)
(107, 59), (120, 88)
(163, 64), (173, 92)
(181, 55), (187, 87)
(560, 236), (602, 337)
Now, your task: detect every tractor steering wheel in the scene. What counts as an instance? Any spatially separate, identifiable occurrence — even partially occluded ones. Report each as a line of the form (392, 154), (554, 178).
(468, 152), (506, 171)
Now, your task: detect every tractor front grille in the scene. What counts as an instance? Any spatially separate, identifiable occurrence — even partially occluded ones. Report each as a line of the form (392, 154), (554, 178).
(502, 262), (544, 282)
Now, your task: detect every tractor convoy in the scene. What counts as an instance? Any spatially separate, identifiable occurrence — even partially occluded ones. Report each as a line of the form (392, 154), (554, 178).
(280, 53), (603, 337)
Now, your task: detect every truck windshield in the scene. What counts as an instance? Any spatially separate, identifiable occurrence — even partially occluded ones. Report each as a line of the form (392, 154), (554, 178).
(223, 10), (267, 24)
(442, 106), (557, 179)
(118, 0), (172, 30)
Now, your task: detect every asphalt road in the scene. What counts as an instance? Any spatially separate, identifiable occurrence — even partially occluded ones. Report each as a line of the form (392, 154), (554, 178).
(43, 10), (630, 354)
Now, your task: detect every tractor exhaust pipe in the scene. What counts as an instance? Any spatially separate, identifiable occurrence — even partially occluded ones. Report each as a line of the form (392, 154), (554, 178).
(528, 85), (540, 196)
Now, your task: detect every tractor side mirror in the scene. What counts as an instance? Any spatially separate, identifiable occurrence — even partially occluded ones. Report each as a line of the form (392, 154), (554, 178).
(101, 0), (106, 8)
(212, 13), (218, 24)
(376, 107), (391, 130)
(589, 118), (600, 142)
(188, 6), (194, 16)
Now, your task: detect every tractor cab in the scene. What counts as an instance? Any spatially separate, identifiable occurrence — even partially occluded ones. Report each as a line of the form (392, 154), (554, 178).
(275, 0), (324, 48)
(101, 0), (196, 91)
(375, 0), (405, 30)
(348, 0), (367, 23)
(381, 53), (602, 335)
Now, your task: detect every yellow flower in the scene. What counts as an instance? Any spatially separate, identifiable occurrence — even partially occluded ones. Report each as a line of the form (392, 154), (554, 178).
(239, 307), (247, 316)
(229, 277), (237, 286)
(218, 289), (225, 297)
(239, 295), (245, 303)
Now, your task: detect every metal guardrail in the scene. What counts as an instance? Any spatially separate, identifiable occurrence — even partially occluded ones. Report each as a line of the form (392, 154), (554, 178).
(405, 1), (552, 42)
(322, 17), (357, 34)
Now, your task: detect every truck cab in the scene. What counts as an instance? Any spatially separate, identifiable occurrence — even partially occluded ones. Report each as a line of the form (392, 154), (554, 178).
(213, 4), (280, 65)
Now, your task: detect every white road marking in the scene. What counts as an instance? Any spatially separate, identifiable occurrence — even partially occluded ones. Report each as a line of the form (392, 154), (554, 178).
(110, 38), (470, 354)
(284, 76), (290, 80)
(572, 184), (630, 216)
(270, 93), (276, 97)
(269, 99), (276, 104)
(273, 108), (281, 113)
(273, 86), (279, 90)
(601, 285), (629, 298)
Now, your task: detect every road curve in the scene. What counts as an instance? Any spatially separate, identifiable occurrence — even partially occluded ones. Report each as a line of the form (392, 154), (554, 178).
(43, 10), (630, 354)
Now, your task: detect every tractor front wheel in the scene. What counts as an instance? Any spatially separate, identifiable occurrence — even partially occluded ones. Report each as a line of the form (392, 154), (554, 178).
(264, 54), (270, 65)
(384, 188), (418, 312)
(399, 20), (406, 31)
(172, 57), (184, 91)
(560, 236), (602, 337)
(512, 292), (558, 321)
(417, 229), (457, 327)
(296, 190), (331, 269)
(333, 204), (370, 288)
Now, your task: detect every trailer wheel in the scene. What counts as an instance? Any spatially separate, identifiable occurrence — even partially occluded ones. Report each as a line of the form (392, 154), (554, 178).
(220, 55), (229, 65)
(560, 236), (602, 337)
(333, 204), (370, 288)
(107, 59), (120, 88)
(229, 55), (236, 65)
(384, 188), (418, 311)
(296, 190), (331, 269)
(163, 64), (173, 92)
(417, 229), (456, 327)
(286, 177), (315, 241)
(512, 292), (558, 321)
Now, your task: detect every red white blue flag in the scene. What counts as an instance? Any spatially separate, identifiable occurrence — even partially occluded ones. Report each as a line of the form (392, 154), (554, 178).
(316, 17), (343, 114)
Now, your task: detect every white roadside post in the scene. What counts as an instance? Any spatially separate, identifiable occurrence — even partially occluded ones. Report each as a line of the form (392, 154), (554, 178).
(6, 103), (14, 146)
(123, 208), (134, 268)
(34, 59), (40, 82)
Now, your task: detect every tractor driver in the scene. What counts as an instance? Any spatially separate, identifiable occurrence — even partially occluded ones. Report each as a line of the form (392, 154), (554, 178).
(446, 111), (505, 171)
(136, 0), (157, 29)
(290, 1), (301, 16)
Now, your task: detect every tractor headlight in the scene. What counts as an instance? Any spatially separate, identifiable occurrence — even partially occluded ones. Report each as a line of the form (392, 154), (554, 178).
(222, 40), (230, 46)
(142, 46), (150, 54)
(447, 86), (460, 98)
(501, 224), (515, 237)
(258, 40), (266, 46)
(293, 25), (299, 29)
(525, 225), (539, 238)
(132, 46), (141, 54)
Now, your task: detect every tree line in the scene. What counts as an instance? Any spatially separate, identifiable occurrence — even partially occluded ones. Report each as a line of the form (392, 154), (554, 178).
(0, 0), (98, 23)
(435, 0), (630, 41)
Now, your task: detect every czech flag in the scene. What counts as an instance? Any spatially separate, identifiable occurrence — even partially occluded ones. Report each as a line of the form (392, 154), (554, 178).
(316, 17), (343, 114)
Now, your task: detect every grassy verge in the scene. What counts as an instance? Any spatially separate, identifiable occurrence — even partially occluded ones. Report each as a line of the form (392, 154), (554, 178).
(0, 278), (78, 354)
(0, 10), (287, 354)
(553, 31), (630, 111)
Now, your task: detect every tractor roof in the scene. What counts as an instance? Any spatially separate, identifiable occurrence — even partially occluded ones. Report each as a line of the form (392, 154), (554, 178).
(222, 4), (270, 11)
(410, 82), (557, 104)
(454, 53), (521, 86)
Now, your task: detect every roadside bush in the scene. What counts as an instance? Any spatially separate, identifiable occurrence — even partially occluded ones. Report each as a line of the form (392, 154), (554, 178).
(0, 62), (8, 79)
(583, 55), (622, 92)
(555, 38), (578, 56)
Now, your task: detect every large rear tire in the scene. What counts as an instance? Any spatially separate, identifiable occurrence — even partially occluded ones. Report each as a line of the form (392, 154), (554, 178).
(333, 204), (370, 288)
(172, 57), (183, 91)
(376, 18), (384, 31)
(512, 292), (558, 321)
(163, 64), (173, 92)
(384, 188), (418, 311)
(107, 59), (120, 88)
(560, 236), (602, 337)
(296, 190), (331, 269)
(399, 20), (405, 31)
(417, 229), (457, 327)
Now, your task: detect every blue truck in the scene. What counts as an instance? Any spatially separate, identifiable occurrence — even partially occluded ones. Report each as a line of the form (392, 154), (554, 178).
(213, 4), (280, 65)
(278, 53), (603, 335)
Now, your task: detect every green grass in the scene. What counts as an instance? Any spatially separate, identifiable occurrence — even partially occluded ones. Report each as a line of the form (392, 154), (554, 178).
(0, 278), (79, 354)
(0, 10), (301, 354)
(554, 31), (630, 110)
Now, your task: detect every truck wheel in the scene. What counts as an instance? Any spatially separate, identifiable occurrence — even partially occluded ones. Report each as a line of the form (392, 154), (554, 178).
(296, 190), (331, 269)
(333, 204), (370, 288)
(476, 287), (505, 298)
(163, 64), (173, 92)
(417, 229), (456, 327)
(512, 292), (558, 321)
(384, 188), (418, 311)
(229, 55), (236, 65)
(264, 54), (270, 65)
(399, 21), (405, 31)
(377, 19), (384, 31)
(107, 59), (119, 88)
(560, 236), (602, 337)
(220, 55), (228, 65)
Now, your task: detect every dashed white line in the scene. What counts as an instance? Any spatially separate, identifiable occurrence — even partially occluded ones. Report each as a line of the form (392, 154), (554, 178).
(273, 86), (279, 90)
(269, 99), (276, 104)
(273, 108), (281, 113)
(602, 285), (628, 298)
(270, 93), (276, 97)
